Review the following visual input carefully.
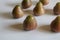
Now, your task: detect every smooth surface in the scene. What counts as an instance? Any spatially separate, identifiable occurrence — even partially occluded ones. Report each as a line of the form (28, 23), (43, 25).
(0, 0), (60, 40)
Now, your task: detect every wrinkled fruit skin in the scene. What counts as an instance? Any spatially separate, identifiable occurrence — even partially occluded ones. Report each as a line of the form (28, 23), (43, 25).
(12, 5), (24, 18)
(40, 0), (49, 5)
(51, 16), (60, 32)
(23, 15), (37, 31)
(33, 2), (45, 16)
(53, 2), (60, 15)
(22, 0), (32, 9)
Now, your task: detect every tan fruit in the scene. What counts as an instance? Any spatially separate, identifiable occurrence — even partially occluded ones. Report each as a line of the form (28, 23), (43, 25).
(40, 0), (49, 5)
(51, 16), (60, 32)
(23, 15), (37, 31)
(53, 2), (60, 15)
(22, 0), (32, 9)
(12, 5), (24, 18)
(33, 2), (45, 16)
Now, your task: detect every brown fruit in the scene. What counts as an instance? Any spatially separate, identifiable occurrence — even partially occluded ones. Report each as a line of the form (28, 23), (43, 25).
(53, 2), (60, 15)
(33, 2), (45, 16)
(40, 0), (49, 5)
(12, 5), (24, 18)
(23, 15), (37, 31)
(22, 0), (32, 9)
(51, 16), (60, 32)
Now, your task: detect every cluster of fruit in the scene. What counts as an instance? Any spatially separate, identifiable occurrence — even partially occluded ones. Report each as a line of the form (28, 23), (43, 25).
(12, 0), (60, 32)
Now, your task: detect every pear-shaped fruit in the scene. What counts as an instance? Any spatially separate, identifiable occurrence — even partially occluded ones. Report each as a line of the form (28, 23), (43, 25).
(12, 5), (24, 18)
(40, 0), (49, 5)
(33, 2), (45, 16)
(51, 16), (60, 32)
(23, 15), (37, 31)
(22, 0), (32, 9)
(53, 2), (60, 15)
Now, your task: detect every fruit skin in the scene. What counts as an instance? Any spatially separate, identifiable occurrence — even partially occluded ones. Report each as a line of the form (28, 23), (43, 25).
(33, 2), (45, 16)
(23, 15), (37, 31)
(12, 5), (24, 18)
(22, 0), (32, 9)
(50, 16), (60, 32)
(53, 2), (60, 15)
(40, 0), (49, 5)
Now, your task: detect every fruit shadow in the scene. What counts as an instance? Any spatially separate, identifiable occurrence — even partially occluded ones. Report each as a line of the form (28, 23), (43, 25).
(38, 25), (52, 33)
(32, 1), (38, 5)
(7, 23), (24, 32)
(45, 9), (54, 15)
(24, 10), (33, 15)
(0, 12), (13, 19)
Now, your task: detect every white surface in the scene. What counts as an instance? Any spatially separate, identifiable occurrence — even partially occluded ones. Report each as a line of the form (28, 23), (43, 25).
(0, 0), (60, 40)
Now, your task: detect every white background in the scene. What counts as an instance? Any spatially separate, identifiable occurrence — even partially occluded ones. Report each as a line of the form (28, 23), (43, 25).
(0, 0), (60, 40)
